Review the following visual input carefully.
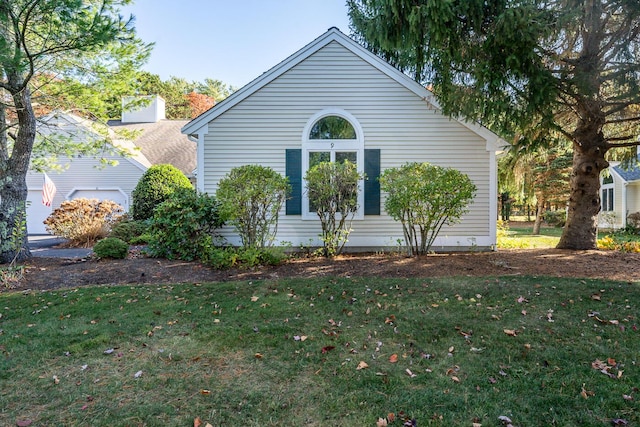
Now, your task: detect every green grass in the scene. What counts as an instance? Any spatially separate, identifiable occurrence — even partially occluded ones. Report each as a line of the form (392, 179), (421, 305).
(498, 224), (563, 248)
(1, 277), (638, 426)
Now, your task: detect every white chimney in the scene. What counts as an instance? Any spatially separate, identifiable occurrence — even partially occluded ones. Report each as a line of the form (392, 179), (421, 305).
(121, 95), (166, 123)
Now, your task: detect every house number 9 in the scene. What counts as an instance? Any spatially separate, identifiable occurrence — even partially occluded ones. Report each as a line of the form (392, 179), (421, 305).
(331, 142), (335, 148)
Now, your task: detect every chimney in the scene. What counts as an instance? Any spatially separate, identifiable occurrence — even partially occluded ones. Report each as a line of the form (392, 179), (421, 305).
(121, 95), (166, 123)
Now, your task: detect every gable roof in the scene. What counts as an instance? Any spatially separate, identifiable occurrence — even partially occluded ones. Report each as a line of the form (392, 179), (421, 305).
(108, 119), (196, 176)
(612, 163), (640, 182)
(181, 27), (504, 152)
(38, 111), (151, 170)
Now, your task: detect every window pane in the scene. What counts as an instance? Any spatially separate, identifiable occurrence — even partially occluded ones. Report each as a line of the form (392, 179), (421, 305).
(608, 188), (614, 211)
(336, 152), (357, 164)
(309, 116), (356, 139)
(309, 152), (330, 168)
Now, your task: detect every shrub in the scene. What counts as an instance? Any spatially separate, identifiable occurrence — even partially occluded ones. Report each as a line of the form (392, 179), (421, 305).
(543, 210), (566, 227)
(44, 198), (124, 246)
(626, 212), (640, 231)
(203, 246), (287, 269)
(93, 237), (129, 259)
(109, 215), (150, 244)
(380, 162), (476, 256)
(305, 160), (363, 257)
(147, 189), (224, 261)
(131, 164), (193, 220)
(216, 165), (290, 249)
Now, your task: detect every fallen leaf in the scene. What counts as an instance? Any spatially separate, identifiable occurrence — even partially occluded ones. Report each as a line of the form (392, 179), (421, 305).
(356, 361), (369, 370)
(503, 329), (518, 336)
(254, 353), (263, 359)
(194, 417), (202, 427)
(591, 293), (601, 301)
(321, 346), (335, 354)
(16, 420), (33, 426)
(250, 296), (259, 302)
(405, 368), (417, 378)
(53, 375), (59, 385)
(134, 370), (143, 378)
(200, 389), (211, 395)
(389, 354), (398, 363)
(376, 418), (388, 427)
(580, 383), (594, 399)
(623, 394), (633, 401)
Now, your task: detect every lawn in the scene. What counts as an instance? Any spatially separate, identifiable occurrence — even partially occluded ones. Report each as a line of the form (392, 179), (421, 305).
(1, 276), (638, 426)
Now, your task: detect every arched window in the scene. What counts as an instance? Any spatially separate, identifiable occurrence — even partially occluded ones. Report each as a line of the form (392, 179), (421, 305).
(309, 116), (356, 140)
(302, 110), (364, 218)
(285, 109), (380, 219)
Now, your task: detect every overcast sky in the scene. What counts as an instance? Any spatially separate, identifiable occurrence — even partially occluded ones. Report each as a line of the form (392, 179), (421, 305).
(122, 0), (351, 88)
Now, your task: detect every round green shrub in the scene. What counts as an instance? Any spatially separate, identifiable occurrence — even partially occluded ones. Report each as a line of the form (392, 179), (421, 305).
(147, 189), (224, 261)
(131, 164), (193, 220)
(93, 237), (129, 259)
(109, 216), (149, 244)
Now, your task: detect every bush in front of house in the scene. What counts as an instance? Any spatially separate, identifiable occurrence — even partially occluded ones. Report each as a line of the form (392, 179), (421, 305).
(203, 246), (288, 269)
(380, 162), (476, 256)
(146, 189), (224, 261)
(108, 215), (150, 244)
(305, 160), (363, 257)
(216, 164), (290, 249)
(131, 164), (193, 221)
(93, 237), (129, 259)
(44, 198), (124, 247)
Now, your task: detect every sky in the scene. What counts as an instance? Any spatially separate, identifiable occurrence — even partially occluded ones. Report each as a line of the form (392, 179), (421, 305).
(122, 0), (352, 88)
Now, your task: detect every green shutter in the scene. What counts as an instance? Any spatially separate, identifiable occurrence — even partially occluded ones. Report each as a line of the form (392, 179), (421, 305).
(364, 149), (380, 215)
(286, 149), (302, 215)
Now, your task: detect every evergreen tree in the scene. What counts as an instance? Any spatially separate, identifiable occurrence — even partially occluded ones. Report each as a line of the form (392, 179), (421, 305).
(348, 0), (640, 249)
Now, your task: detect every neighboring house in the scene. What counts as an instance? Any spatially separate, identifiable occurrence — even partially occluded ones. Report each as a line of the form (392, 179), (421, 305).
(182, 27), (504, 251)
(26, 112), (151, 234)
(108, 96), (197, 179)
(599, 162), (640, 229)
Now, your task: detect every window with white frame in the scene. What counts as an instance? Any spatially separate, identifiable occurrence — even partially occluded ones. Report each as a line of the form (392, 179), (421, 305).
(301, 109), (364, 219)
(601, 175), (614, 212)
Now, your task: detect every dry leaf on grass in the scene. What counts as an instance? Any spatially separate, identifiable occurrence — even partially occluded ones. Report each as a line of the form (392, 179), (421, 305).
(356, 361), (369, 370)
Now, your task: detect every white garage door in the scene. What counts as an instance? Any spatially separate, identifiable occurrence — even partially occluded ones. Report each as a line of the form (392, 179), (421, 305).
(69, 190), (129, 210)
(27, 190), (53, 234)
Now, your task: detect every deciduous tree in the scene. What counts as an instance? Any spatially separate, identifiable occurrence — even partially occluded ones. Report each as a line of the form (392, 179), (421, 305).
(0, 0), (150, 262)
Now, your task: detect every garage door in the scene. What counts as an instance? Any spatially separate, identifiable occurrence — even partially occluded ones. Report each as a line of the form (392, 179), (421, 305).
(27, 190), (52, 234)
(69, 190), (129, 210)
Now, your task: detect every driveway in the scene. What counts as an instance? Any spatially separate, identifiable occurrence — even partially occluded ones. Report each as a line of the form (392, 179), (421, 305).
(28, 235), (93, 258)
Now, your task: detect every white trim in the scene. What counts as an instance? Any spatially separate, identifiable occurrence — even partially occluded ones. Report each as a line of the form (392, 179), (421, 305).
(196, 131), (206, 192)
(301, 109), (365, 220)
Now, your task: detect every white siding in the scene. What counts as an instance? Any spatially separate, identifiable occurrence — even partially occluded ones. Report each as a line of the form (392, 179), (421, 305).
(202, 42), (496, 250)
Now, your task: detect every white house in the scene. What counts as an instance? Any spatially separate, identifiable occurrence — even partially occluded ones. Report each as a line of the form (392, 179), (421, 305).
(599, 162), (640, 229)
(26, 112), (151, 234)
(182, 28), (504, 251)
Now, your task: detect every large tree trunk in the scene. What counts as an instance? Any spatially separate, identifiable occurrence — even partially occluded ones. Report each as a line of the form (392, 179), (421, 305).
(557, 142), (608, 250)
(0, 86), (36, 263)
